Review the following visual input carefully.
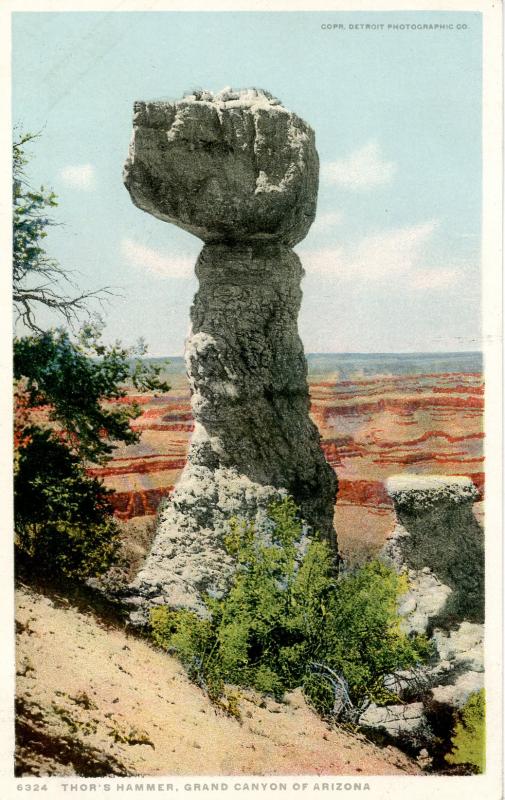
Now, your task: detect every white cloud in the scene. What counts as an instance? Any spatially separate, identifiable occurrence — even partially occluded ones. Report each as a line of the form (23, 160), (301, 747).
(312, 210), (345, 230)
(323, 141), (396, 190)
(59, 163), (96, 189)
(410, 268), (459, 290)
(121, 237), (193, 278)
(301, 246), (344, 277)
(345, 221), (437, 279)
(300, 221), (463, 290)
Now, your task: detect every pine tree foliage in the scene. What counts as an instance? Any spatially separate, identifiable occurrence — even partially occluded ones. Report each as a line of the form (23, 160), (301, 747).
(13, 131), (170, 580)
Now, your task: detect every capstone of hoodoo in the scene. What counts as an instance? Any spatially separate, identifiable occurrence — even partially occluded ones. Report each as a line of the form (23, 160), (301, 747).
(123, 89), (337, 623)
(123, 88), (318, 247)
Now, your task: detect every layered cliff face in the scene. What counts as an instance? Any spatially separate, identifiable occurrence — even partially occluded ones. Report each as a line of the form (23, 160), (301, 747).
(311, 369), (484, 502)
(123, 89), (337, 619)
(92, 367), (483, 529)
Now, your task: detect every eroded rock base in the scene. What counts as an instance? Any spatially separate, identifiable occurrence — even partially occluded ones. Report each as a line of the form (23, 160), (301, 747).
(127, 244), (337, 622)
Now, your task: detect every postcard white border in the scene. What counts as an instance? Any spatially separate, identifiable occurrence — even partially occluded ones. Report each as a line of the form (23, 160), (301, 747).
(0, 1), (502, 799)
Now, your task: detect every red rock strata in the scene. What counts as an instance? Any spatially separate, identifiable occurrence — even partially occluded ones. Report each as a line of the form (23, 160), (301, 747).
(87, 371), (484, 521)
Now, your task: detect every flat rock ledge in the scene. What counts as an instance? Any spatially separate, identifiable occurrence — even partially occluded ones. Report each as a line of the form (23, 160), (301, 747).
(386, 474), (479, 512)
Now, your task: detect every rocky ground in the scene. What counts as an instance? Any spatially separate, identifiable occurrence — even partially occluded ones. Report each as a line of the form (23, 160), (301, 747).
(16, 582), (423, 778)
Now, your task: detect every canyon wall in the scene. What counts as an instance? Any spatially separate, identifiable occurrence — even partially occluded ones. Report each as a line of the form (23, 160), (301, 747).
(92, 368), (484, 523)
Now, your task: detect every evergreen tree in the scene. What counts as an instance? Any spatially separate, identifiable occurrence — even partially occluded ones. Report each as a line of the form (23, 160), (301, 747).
(13, 131), (169, 580)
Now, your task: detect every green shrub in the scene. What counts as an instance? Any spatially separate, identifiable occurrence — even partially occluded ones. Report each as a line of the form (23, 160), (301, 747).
(446, 689), (485, 773)
(14, 325), (169, 464)
(15, 427), (120, 580)
(150, 498), (430, 717)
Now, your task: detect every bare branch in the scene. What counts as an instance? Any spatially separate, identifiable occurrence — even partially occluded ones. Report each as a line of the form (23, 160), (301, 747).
(12, 128), (121, 332)
(14, 286), (119, 334)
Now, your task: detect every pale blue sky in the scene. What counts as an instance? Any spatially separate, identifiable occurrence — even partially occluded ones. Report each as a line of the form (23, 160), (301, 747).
(12, 11), (482, 354)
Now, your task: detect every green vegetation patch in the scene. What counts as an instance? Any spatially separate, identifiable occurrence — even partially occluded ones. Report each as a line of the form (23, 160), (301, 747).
(150, 498), (431, 718)
(446, 689), (485, 773)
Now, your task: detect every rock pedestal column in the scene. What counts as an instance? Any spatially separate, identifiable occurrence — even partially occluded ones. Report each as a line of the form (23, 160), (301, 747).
(123, 89), (337, 620)
(358, 475), (485, 750)
(383, 474), (484, 627)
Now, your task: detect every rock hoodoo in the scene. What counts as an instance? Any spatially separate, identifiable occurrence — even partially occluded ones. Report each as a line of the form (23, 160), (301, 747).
(123, 88), (338, 620)
(359, 475), (485, 756)
(384, 474), (484, 627)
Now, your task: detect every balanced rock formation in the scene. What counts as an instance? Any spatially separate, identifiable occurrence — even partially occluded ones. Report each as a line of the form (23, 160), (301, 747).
(123, 88), (337, 621)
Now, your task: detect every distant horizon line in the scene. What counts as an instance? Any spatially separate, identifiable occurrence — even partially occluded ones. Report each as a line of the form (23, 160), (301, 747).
(142, 350), (483, 359)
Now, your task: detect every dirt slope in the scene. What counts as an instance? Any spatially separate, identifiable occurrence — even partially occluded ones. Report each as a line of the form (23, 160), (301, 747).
(16, 584), (421, 778)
